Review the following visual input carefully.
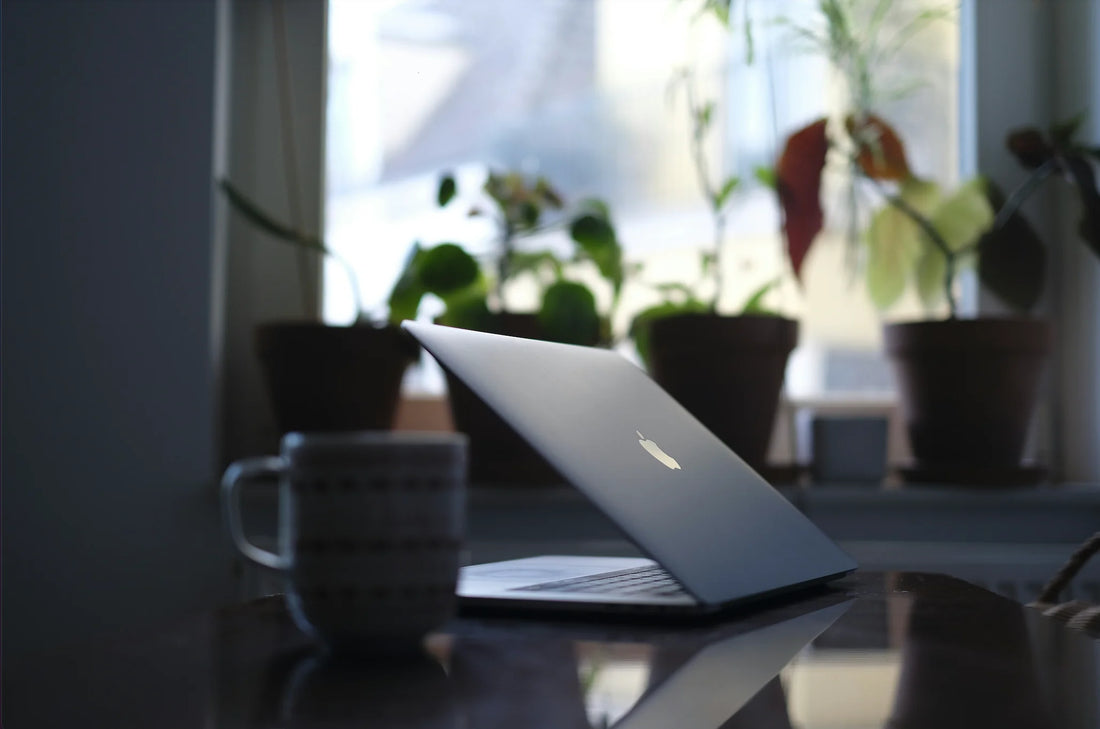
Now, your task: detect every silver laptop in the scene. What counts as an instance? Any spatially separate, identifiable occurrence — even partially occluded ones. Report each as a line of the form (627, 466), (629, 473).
(402, 321), (857, 617)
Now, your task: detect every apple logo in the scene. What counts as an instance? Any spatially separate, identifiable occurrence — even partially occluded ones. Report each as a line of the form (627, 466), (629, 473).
(636, 431), (681, 470)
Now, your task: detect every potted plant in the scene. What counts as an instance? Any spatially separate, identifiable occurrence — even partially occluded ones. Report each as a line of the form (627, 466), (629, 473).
(390, 169), (624, 345)
(627, 9), (798, 476)
(389, 168), (626, 484)
(875, 119), (1098, 482)
(779, 115), (1098, 480)
(772, 0), (954, 290)
(218, 180), (431, 435)
(771, 2), (1099, 482)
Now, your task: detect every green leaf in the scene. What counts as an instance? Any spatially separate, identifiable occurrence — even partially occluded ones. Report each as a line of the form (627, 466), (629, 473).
(898, 177), (943, 215)
(713, 175), (741, 211)
(914, 245), (947, 310)
(864, 200), (929, 310)
(928, 177), (995, 253)
(516, 200), (540, 230)
(700, 250), (717, 278)
(534, 176), (564, 208)
(483, 171), (509, 208)
(387, 243), (427, 324)
(418, 243), (480, 296)
(576, 197), (611, 220)
(753, 165), (777, 190)
(437, 173), (457, 207)
(739, 278), (780, 315)
(570, 213), (615, 250)
(538, 281), (601, 346)
(698, 101), (715, 131)
(653, 281), (699, 302)
(909, 178), (994, 311)
(509, 249), (564, 281)
(864, 178), (942, 310)
(570, 213), (623, 290)
(701, 0), (731, 27)
(438, 289), (493, 332)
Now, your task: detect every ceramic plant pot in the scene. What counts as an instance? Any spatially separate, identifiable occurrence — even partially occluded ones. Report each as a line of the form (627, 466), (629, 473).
(645, 314), (799, 472)
(255, 322), (417, 433)
(884, 318), (1050, 477)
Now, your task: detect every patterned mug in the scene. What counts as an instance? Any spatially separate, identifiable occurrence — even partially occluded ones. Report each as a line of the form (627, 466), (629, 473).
(222, 431), (467, 653)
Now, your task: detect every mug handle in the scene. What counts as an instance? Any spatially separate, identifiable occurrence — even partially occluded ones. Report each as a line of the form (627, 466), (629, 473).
(221, 456), (289, 570)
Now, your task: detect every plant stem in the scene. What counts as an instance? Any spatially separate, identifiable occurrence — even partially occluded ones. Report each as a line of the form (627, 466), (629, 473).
(685, 83), (718, 206)
(846, 155), (862, 277)
(497, 225), (514, 311)
(869, 176), (960, 318)
(682, 73), (723, 311)
(219, 179), (368, 322)
(991, 158), (1057, 232)
(712, 211), (727, 311)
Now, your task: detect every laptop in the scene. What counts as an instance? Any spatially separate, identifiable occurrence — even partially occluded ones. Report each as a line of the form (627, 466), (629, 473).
(402, 321), (857, 617)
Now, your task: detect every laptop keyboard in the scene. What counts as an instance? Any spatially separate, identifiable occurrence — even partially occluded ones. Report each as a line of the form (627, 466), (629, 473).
(513, 564), (688, 598)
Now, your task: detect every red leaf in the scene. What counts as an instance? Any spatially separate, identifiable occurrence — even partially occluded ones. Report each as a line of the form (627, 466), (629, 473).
(777, 118), (829, 282)
(846, 114), (911, 181)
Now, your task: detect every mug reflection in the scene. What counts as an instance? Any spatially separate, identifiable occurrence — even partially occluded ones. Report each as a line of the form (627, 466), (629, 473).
(262, 646), (460, 729)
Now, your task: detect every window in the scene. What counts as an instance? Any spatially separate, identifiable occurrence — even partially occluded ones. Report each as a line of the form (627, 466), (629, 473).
(324, 0), (960, 399)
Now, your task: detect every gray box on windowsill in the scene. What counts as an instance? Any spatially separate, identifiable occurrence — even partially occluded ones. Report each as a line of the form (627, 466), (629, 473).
(810, 415), (889, 485)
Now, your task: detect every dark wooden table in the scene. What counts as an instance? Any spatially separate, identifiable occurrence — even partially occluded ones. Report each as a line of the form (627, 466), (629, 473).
(5, 572), (1096, 728)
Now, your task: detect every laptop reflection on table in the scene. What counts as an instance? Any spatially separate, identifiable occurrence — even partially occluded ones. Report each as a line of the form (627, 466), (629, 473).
(451, 600), (850, 729)
(609, 601), (849, 729)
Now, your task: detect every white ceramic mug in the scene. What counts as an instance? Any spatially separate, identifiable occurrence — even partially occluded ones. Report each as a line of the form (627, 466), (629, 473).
(222, 431), (467, 653)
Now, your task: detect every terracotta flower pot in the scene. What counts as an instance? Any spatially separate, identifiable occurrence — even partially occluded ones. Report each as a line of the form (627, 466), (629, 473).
(646, 314), (799, 472)
(255, 322), (417, 433)
(884, 318), (1051, 473)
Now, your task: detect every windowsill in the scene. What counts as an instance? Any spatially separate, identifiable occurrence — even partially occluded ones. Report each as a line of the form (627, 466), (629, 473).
(467, 480), (1100, 545)
(394, 392), (918, 467)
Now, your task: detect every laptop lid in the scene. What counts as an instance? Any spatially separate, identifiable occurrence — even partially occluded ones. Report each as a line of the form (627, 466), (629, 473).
(402, 322), (856, 606)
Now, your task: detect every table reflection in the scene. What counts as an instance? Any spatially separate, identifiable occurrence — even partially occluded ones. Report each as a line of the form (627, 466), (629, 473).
(10, 572), (1094, 728)
(200, 573), (1099, 729)
(225, 601), (848, 729)
(886, 574), (1054, 729)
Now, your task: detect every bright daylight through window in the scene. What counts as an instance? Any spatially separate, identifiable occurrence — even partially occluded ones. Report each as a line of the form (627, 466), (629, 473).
(323, 0), (960, 399)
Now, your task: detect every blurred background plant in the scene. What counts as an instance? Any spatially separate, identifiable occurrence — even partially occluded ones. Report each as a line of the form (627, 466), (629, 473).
(979, 113), (1100, 308)
(389, 169), (627, 346)
(771, 0), (975, 313)
(628, 0), (786, 364)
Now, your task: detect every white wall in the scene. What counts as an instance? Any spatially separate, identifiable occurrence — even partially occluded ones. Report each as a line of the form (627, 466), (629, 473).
(2, 0), (232, 671)
(1051, 0), (1100, 481)
(971, 0), (1100, 482)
